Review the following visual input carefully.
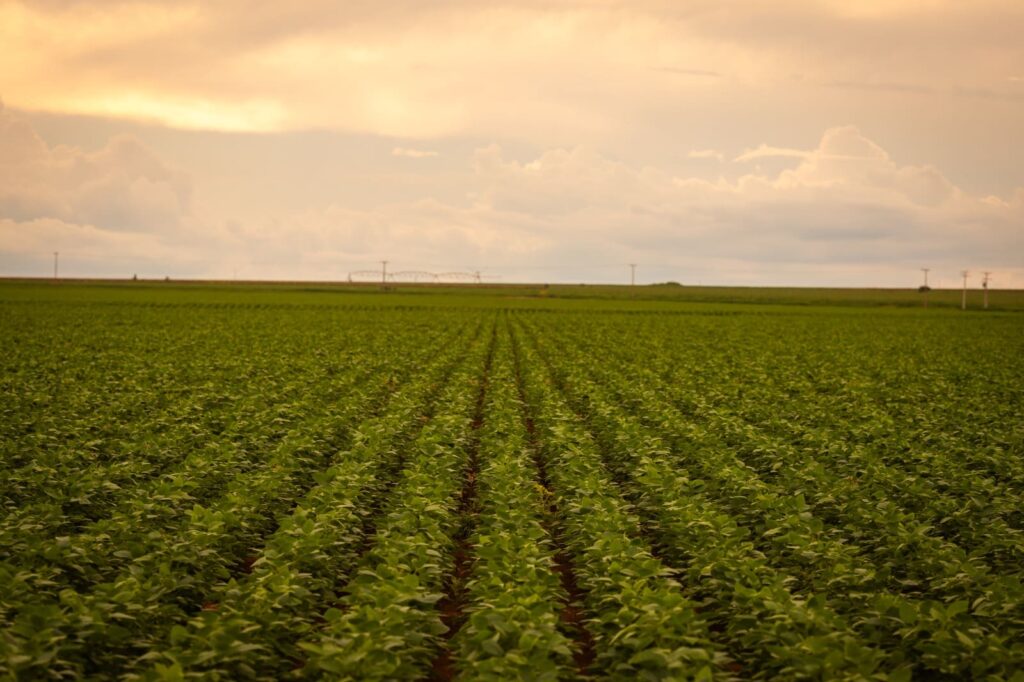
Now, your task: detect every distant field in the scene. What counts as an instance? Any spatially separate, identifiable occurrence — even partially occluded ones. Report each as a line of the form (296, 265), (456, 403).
(3, 277), (1024, 311)
(2, 281), (1023, 679)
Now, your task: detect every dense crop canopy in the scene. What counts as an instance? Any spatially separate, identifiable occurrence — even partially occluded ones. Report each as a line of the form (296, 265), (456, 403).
(1, 283), (1022, 680)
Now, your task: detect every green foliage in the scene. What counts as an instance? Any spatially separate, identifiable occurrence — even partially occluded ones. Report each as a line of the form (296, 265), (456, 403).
(1, 283), (1022, 680)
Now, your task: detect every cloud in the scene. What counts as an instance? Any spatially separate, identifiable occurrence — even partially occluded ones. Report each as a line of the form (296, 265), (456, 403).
(734, 145), (809, 162)
(0, 217), (204, 277)
(1, 108), (1021, 286)
(392, 146), (438, 158)
(0, 103), (208, 277)
(0, 101), (191, 232)
(5, 0), (1020, 142)
(688, 149), (724, 162)
(454, 126), (1022, 283)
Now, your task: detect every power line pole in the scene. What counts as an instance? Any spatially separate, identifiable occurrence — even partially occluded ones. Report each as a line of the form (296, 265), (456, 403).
(53, 251), (59, 280)
(961, 270), (969, 310)
(629, 263), (636, 286)
(920, 267), (930, 308)
(982, 271), (991, 310)
(381, 260), (388, 287)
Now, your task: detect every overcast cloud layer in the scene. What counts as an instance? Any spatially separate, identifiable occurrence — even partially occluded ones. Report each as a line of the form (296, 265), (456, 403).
(1, 0), (1022, 286)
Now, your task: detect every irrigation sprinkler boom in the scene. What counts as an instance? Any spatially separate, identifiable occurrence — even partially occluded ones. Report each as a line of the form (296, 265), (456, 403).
(347, 269), (499, 284)
(388, 271), (440, 283)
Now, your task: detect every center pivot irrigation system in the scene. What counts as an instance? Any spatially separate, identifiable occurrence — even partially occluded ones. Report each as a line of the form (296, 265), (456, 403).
(347, 265), (499, 285)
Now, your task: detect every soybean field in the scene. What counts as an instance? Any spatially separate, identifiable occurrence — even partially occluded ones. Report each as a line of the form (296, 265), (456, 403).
(2, 281), (1023, 681)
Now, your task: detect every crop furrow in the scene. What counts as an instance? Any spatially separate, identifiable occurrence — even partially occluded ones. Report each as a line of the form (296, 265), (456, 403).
(427, 327), (493, 681)
(297, 317), (495, 680)
(520, 315), (1024, 677)
(0, 333), (414, 584)
(423, 319), (579, 681)
(0, 324), (476, 679)
(518, 317), (893, 679)
(509, 320), (732, 681)
(125, 322), (486, 681)
(596, 318), (1024, 526)
(626, 335), (1024, 546)
(509, 318), (597, 678)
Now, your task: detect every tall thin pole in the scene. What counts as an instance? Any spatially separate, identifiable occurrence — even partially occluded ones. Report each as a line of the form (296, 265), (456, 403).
(921, 267), (930, 308)
(629, 263), (636, 286)
(53, 251), (59, 280)
(381, 260), (388, 287)
(961, 270), (969, 310)
(982, 271), (991, 310)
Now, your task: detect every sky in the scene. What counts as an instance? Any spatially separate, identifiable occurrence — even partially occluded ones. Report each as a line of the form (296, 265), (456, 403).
(1, 0), (1022, 287)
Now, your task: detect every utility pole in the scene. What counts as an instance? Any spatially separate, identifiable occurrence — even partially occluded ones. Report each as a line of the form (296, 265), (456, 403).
(473, 270), (481, 285)
(961, 270), (969, 310)
(920, 267), (930, 308)
(629, 263), (636, 286)
(982, 271), (991, 309)
(381, 260), (388, 287)
(53, 251), (59, 280)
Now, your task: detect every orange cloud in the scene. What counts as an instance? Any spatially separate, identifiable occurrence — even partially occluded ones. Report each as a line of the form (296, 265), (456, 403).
(5, 1), (1019, 138)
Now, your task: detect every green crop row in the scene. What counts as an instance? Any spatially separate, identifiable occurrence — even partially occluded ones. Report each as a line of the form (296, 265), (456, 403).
(0, 320), (473, 678)
(511, 322), (731, 681)
(448, 322), (574, 680)
(516, 319), (894, 679)
(133, 321), (484, 680)
(569, 316), (1024, 554)
(521, 314), (1024, 678)
(296, 321), (495, 679)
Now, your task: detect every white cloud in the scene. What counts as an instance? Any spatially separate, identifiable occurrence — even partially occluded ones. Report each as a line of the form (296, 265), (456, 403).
(0, 101), (191, 232)
(392, 147), (439, 158)
(734, 144), (810, 162)
(1, 108), (1021, 286)
(455, 126), (1022, 284)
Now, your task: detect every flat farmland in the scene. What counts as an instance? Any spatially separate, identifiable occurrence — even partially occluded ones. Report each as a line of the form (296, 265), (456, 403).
(2, 282), (1023, 680)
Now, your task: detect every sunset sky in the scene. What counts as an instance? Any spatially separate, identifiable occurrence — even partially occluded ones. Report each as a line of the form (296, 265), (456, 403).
(2, 0), (1022, 286)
